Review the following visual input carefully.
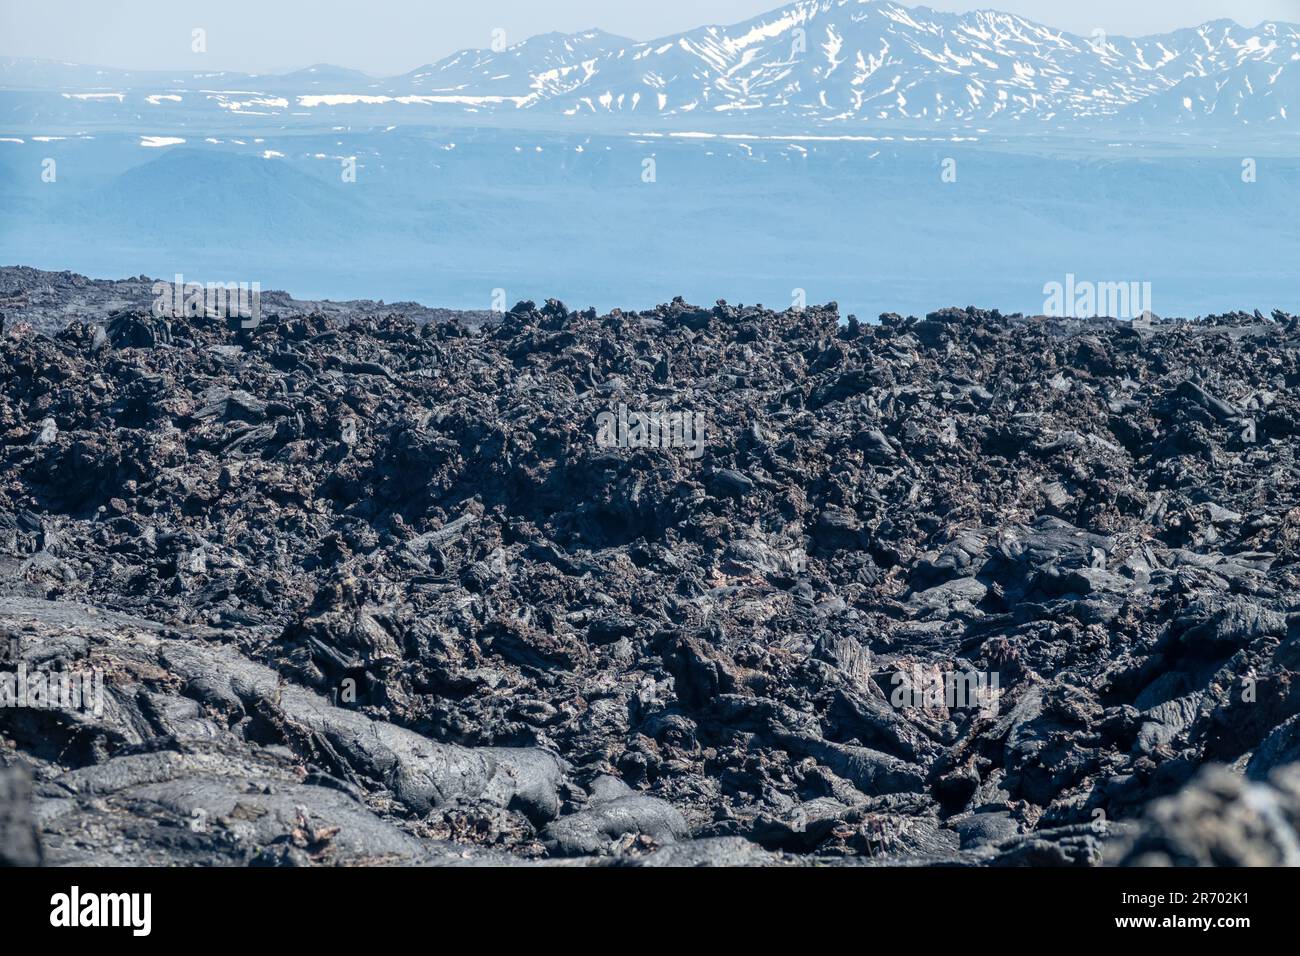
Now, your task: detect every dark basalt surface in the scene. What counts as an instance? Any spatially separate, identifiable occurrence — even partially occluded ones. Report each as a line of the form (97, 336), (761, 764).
(3, 294), (1300, 866)
(0, 266), (495, 338)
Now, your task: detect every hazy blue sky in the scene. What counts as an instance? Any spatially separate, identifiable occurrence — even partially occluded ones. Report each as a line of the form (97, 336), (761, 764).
(3, 0), (1298, 75)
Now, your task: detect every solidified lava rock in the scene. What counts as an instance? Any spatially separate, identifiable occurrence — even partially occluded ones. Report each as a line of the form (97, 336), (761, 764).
(1106, 765), (1300, 866)
(3, 297), (1300, 865)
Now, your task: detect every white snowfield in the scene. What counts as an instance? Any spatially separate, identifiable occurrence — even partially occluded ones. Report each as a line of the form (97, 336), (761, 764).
(296, 93), (529, 108)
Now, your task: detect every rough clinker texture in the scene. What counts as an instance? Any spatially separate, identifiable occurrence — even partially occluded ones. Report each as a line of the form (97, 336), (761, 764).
(3, 297), (1300, 865)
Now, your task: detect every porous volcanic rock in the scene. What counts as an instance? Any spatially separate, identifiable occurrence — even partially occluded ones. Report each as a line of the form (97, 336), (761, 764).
(3, 296), (1300, 865)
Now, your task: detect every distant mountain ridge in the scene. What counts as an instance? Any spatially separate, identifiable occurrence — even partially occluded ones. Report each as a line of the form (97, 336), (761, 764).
(2, 0), (1297, 131)
(397, 2), (1299, 127)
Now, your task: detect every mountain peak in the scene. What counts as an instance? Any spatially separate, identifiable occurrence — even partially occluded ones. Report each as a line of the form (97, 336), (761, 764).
(3, 1), (1296, 131)
(382, 0), (1296, 128)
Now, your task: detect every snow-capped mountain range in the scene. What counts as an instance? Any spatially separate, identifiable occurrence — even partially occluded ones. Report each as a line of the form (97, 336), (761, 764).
(3, 0), (1298, 129)
(397, 2), (1299, 127)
